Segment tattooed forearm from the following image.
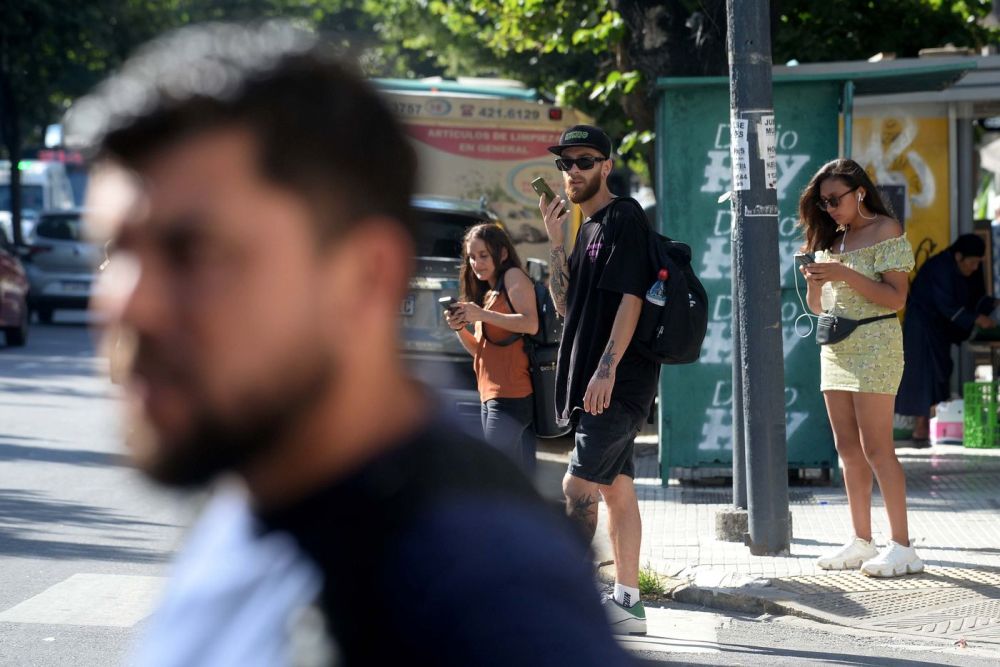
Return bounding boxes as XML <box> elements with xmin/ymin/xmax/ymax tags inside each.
<box><xmin>596</xmin><ymin>339</ymin><xmax>616</xmax><ymax>379</ymax></box>
<box><xmin>548</xmin><ymin>245</ymin><xmax>570</xmax><ymax>316</ymax></box>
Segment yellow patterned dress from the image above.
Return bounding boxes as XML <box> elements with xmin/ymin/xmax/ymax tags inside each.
<box><xmin>816</xmin><ymin>235</ymin><xmax>915</xmax><ymax>394</ymax></box>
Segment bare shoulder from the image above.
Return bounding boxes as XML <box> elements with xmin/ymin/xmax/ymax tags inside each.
<box><xmin>503</xmin><ymin>266</ymin><xmax>531</xmax><ymax>288</ymax></box>
<box><xmin>875</xmin><ymin>216</ymin><xmax>904</xmax><ymax>241</ymax></box>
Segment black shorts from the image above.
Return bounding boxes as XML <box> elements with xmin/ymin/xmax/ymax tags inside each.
<box><xmin>568</xmin><ymin>401</ymin><xmax>644</xmax><ymax>486</ymax></box>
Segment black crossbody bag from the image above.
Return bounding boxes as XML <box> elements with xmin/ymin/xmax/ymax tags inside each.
<box><xmin>815</xmin><ymin>312</ymin><xmax>897</xmax><ymax>345</ymax></box>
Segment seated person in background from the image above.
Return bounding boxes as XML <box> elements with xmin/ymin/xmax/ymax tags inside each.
<box><xmin>896</xmin><ymin>234</ymin><xmax>998</xmax><ymax>442</ymax></box>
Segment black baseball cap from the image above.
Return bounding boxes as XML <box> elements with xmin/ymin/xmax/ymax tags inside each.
<box><xmin>547</xmin><ymin>124</ymin><xmax>612</xmax><ymax>158</ymax></box>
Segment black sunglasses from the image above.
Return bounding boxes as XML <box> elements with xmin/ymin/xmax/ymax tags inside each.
<box><xmin>555</xmin><ymin>156</ymin><xmax>607</xmax><ymax>172</ymax></box>
<box><xmin>816</xmin><ymin>186</ymin><xmax>858</xmax><ymax>212</ymax></box>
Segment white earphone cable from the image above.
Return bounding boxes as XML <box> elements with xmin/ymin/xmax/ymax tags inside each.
<box><xmin>793</xmin><ymin>262</ymin><xmax>818</xmax><ymax>338</ymax></box>
<box><xmin>857</xmin><ymin>191</ymin><xmax>877</xmax><ymax>220</ymax></box>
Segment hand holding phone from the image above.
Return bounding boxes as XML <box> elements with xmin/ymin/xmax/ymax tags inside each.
<box><xmin>440</xmin><ymin>296</ymin><xmax>465</xmax><ymax>330</ymax></box>
<box><xmin>531</xmin><ymin>177</ymin><xmax>566</xmax><ymax>216</ymax></box>
<box><xmin>794</xmin><ymin>252</ymin><xmax>816</xmax><ymax>268</ymax></box>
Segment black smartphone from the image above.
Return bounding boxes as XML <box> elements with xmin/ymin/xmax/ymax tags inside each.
<box><xmin>531</xmin><ymin>177</ymin><xmax>565</xmax><ymax>215</ymax></box>
<box><xmin>794</xmin><ymin>252</ymin><xmax>816</xmax><ymax>268</ymax></box>
<box><xmin>438</xmin><ymin>296</ymin><xmax>457</xmax><ymax>312</ymax></box>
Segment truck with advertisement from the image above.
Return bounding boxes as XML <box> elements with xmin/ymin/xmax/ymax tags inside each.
<box><xmin>376</xmin><ymin>78</ymin><xmax>589</xmax><ymax>260</ymax></box>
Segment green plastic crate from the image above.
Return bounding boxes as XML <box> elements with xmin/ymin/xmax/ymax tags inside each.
<box><xmin>963</xmin><ymin>382</ymin><xmax>1000</xmax><ymax>448</ymax></box>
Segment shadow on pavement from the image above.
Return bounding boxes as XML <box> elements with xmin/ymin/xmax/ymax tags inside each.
<box><xmin>0</xmin><ymin>380</ymin><xmax>110</xmax><ymax>401</ymax></box>
<box><xmin>0</xmin><ymin>441</ymin><xmax>127</xmax><ymax>467</ymax></box>
<box><xmin>0</xmin><ymin>489</ymin><xmax>170</xmax><ymax>530</ymax></box>
<box><xmin>0</xmin><ymin>530</ymin><xmax>169</xmax><ymax>564</ymax></box>
<box><xmin>0</xmin><ymin>489</ymin><xmax>173</xmax><ymax>563</ymax></box>
<box><xmin>708</xmin><ymin>641</ymin><xmax>966</xmax><ymax>666</ymax></box>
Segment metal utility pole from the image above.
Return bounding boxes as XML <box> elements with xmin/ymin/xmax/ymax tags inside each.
<box><xmin>726</xmin><ymin>0</ymin><xmax>790</xmax><ymax>555</ymax></box>
<box><xmin>731</xmin><ymin>234</ymin><xmax>747</xmax><ymax>511</ymax></box>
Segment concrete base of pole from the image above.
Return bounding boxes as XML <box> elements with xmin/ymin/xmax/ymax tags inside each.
<box><xmin>715</xmin><ymin>508</ymin><xmax>749</xmax><ymax>542</ymax></box>
<box><xmin>747</xmin><ymin>513</ymin><xmax>794</xmax><ymax>556</ymax></box>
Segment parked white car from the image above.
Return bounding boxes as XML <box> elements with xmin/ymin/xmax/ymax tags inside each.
<box><xmin>23</xmin><ymin>209</ymin><xmax>101</xmax><ymax>323</ymax></box>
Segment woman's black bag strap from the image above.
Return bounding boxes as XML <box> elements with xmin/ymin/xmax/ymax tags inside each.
<box><xmin>856</xmin><ymin>313</ymin><xmax>897</xmax><ymax>325</ymax></box>
<box><xmin>481</xmin><ymin>271</ymin><xmax>522</xmax><ymax>347</ymax></box>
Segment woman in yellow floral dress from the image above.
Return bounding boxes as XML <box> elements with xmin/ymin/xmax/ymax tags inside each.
<box><xmin>798</xmin><ymin>159</ymin><xmax>921</xmax><ymax>577</ymax></box>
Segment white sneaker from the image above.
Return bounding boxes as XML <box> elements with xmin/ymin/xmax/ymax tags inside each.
<box><xmin>816</xmin><ymin>537</ymin><xmax>878</xmax><ymax>570</ymax></box>
<box><xmin>600</xmin><ymin>594</ymin><xmax>647</xmax><ymax>635</ymax></box>
<box><xmin>860</xmin><ymin>540</ymin><xmax>924</xmax><ymax>577</ymax></box>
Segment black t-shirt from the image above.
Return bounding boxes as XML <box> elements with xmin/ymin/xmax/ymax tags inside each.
<box><xmin>258</xmin><ymin>414</ymin><xmax>635</xmax><ymax>666</ymax></box>
<box><xmin>556</xmin><ymin>199</ymin><xmax>658</xmax><ymax>424</ymax></box>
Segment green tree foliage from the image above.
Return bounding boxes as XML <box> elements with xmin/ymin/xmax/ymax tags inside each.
<box><xmin>355</xmin><ymin>0</ymin><xmax>997</xmax><ymax>172</ymax></box>
<box><xmin>0</xmin><ymin>0</ymin><xmax>310</xmax><ymax>242</ymax></box>
<box><xmin>2</xmin><ymin>0</ymin><xmax>996</xmax><ymax>233</ymax></box>
<box><xmin>774</xmin><ymin>0</ymin><xmax>998</xmax><ymax>63</ymax></box>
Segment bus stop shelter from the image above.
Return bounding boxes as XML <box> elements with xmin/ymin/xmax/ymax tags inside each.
<box><xmin>654</xmin><ymin>60</ymin><xmax>975</xmax><ymax>484</ymax></box>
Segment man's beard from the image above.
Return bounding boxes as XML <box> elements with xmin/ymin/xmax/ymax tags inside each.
<box><xmin>567</xmin><ymin>172</ymin><xmax>601</xmax><ymax>204</ymax></box>
<box><xmin>127</xmin><ymin>342</ymin><xmax>334</xmax><ymax>489</ymax></box>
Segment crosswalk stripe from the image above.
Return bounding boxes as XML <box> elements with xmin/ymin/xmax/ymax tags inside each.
<box><xmin>619</xmin><ymin>606</ymin><xmax>725</xmax><ymax>654</ymax></box>
<box><xmin>0</xmin><ymin>574</ymin><xmax>165</xmax><ymax>628</ymax></box>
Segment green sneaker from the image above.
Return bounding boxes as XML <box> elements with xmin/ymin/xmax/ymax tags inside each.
<box><xmin>600</xmin><ymin>595</ymin><xmax>647</xmax><ymax>635</ymax></box>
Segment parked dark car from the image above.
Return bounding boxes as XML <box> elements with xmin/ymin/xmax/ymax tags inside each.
<box><xmin>23</xmin><ymin>209</ymin><xmax>101</xmax><ymax>323</ymax></box>
<box><xmin>0</xmin><ymin>227</ymin><xmax>29</xmax><ymax>346</ymax></box>
<box><xmin>401</xmin><ymin>197</ymin><xmax>495</xmax><ymax>432</ymax></box>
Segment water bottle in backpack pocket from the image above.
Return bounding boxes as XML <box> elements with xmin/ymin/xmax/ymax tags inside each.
<box><xmin>644</xmin><ymin>268</ymin><xmax>669</xmax><ymax>306</ymax></box>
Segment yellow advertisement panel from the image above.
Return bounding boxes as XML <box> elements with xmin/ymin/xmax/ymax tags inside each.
<box><xmin>852</xmin><ymin>109</ymin><xmax>950</xmax><ymax>271</ymax></box>
<box><xmin>381</xmin><ymin>90</ymin><xmax>588</xmax><ymax>260</ymax></box>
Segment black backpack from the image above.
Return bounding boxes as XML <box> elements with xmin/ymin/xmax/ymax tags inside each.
<box><xmin>610</xmin><ymin>198</ymin><xmax>708</xmax><ymax>365</ymax></box>
<box><xmin>489</xmin><ymin>271</ymin><xmax>561</xmax><ymax>347</ymax></box>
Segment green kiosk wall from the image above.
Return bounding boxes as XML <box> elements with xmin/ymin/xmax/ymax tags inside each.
<box><xmin>656</xmin><ymin>78</ymin><xmax>840</xmax><ymax>480</ymax></box>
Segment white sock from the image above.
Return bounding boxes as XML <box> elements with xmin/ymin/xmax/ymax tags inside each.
<box><xmin>614</xmin><ymin>583</ymin><xmax>640</xmax><ymax>608</ymax></box>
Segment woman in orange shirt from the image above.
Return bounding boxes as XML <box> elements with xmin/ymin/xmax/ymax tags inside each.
<box><xmin>446</xmin><ymin>224</ymin><xmax>539</xmax><ymax>473</ymax></box>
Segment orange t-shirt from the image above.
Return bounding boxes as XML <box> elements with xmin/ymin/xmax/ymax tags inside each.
<box><xmin>473</xmin><ymin>290</ymin><xmax>533</xmax><ymax>402</ymax></box>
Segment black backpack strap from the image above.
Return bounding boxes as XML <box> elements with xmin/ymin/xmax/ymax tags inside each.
<box><xmin>608</xmin><ymin>196</ymin><xmax>649</xmax><ymax>222</ymax></box>
<box><xmin>481</xmin><ymin>270</ymin><xmax>522</xmax><ymax>347</ymax></box>
<box><xmin>605</xmin><ymin>196</ymin><xmax>653</xmax><ymax>240</ymax></box>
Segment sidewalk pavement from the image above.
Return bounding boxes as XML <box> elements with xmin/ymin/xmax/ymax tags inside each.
<box><xmin>538</xmin><ymin>438</ymin><xmax>1000</xmax><ymax>650</ymax></box>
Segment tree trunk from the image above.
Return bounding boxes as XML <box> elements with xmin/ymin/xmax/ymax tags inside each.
<box><xmin>8</xmin><ymin>115</ymin><xmax>22</xmax><ymax>247</ymax></box>
<box><xmin>0</xmin><ymin>50</ymin><xmax>24</xmax><ymax>246</ymax></box>
<box><xmin>611</xmin><ymin>0</ymin><xmax>729</xmax><ymax>184</ymax></box>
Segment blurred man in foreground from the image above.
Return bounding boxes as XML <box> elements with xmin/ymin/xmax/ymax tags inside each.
<box><xmin>73</xmin><ymin>22</ymin><xmax>632</xmax><ymax>666</ymax></box>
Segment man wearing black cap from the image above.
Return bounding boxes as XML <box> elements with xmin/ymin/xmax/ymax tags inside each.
<box><xmin>539</xmin><ymin>124</ymin><xmax>657</xmax><ymax>635</ymax></box>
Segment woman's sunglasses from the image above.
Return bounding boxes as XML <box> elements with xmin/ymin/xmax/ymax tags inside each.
<box><xmin>555</xmin><ymin>156</ymin><xmax>607</xmax><ymax>172</ymax></box>
<box><xmin>816</xmin><ymin>186</ymin><xmax>858</xmax><ymax>212</ymax></box>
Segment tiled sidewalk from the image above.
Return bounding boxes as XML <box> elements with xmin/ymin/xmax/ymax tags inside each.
<box><xmin>630</xmin><ymin>440</ymin><xmax>1000</xmax><ymax>645</ymax></box>
<box><xmin>635</xmin><ymin>441</ymin><xmax>1000</xmax><ymax>580</ymax></box>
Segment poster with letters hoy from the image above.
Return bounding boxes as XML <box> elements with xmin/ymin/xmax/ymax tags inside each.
<box><xmin>656</xmin><ymin>80</ymin><xmax>841</xmax><ymax>474</ymax></box>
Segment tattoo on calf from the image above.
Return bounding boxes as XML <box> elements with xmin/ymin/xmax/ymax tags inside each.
<box><xmin>568</xmin><ymin>493</ymin><xmax>599</xmax><ymax>536</ymax></box>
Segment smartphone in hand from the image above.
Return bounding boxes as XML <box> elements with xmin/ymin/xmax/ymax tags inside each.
<box><xmin>438</xmin><ymin>296</ymin><xmax>457</xmax><ymax>312</ymax></box>
<box><xmin>531</xmin><ymin>177</ymin><xmax>566</xmax><ymax>216</ymax></box>
<box><xmin>794</xmin><ymin>252</ymin><xmax>816</xmax><ymax>268</ymax></box>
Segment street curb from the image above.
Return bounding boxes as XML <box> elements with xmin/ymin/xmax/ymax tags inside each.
<box><xmin>668</xmin><ymin>582</ymin><xmax>843</xmax><ymax>627</ymax></box>
<box><xmin>660</xmin><ymin>568</ymin><xmax>1000</xmax><ymax>648</ymax></box>
<box><xmin>671</xmin><ymin>582</ymin><xmax>780</xmax><ymax>616</ymax></box>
